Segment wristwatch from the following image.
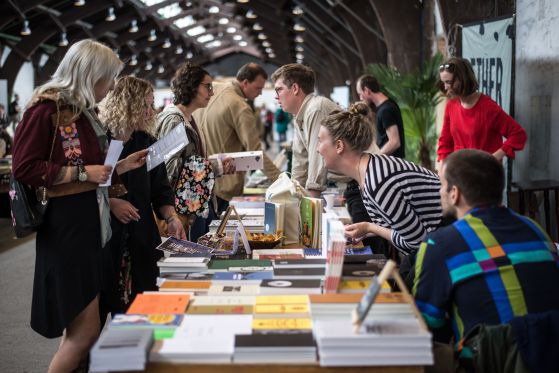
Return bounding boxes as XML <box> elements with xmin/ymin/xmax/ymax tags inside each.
<box><xmin>78</xmin><ymin>164</ymin><xmax>88</xmax><ymax>182</ymax></box>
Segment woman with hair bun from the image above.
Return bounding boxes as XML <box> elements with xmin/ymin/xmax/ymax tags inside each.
<box><xmin>317</xmin><ymin>102</ymin><xmax>442</xmax><ymax>256</ymax></box>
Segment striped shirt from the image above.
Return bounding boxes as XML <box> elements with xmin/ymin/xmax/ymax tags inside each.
<box><xmin>413</xmin><ymin>206</ymin><xmax>559</xmax><ymax>349</ymax></box>
<box><xmin>362</xmin><ymin>154</ymin><xmax>442</xmax><ymax>254</ymax></box>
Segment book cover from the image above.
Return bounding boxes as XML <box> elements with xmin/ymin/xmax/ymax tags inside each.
<box><xmin>273</xmin><ymin>267</ymin><xmax>326</xmax><ymax>279</ymax></box>
<box><xmin>256</xmin><ymin>295</ymin><xmax>309</xmax><ymax>305</ymax></box>
<box><xmin>260</xmin><ymin>279</ymin><xmax>322</xmax><ymax>295</ymax></box>
<box><xmin>300</xmin><ymin>197</ymin><xmax>313</xmax><ymax>247</ymax></box>
<box><xmin>155</xmin><ymin>237</ymin><xmax>214</xmax><ymax>256</ymax></box>
<box><xmin>208</xmin><ymin>259</ymin><xmax>272</xmax><ymax>272</ymax></box>
<box><xmin>212</xmin><ymin>271</ymin><xmax>273</xmax><ymax>281</ymax></box>
<box><xmin>208</xmin><ymin>284</ymin><xmax>261</xmax><ymax>295</ymax></box>
<box><xmin>186</xmin><ymin>304</ymin><xmax>254</xmax><ymax>315</ymax></box>
<box><xmin>110</xmin><ymin>314</ymin><xmax>183</xmax><ymax>329</ymax></box>
<box><xmin>126</xmin><ymin>293</ymin><xmax>190</xmax><ymax>314</ymax></box>
<box><xmin>273</xmin><ymin>259</ymin><xmax>327</xmax><ymax>268</ymax></box>
<box><xmin>344</xmin><ymin>246</ymin><xmax>373</xmax><ymax>256</ymax></box>
<box><xmin>254</xmin><ymin>303</ymin><xmax>310</xmax><ymax>316</ymax></box>
<box><xmin>252</xmin><ymin>318</ymin><xmax>313</xmax><ymax>330</ymax></box>
<box><xmin>264</xmin><ymin>202</ymin><xmax>277</xmax><ymax>234</ymax></box>
<box><xmin>159</xmin><ymin>280</ymin><xmax>211</xmax><ymax>291</ymax></box>
<box><xmin>303</xmin><ymin>248</ymin><xmax>322</xmax><ymax>257</ymax></box>
<box><xmin>252</xmin><ymin>249</ymin><xmax>304</xmax><ymax>260</ymax></box>
<box><xmin>235</xmin><ymin>332</ymin><xmax>315</xmax><ymax>348</ymax></box>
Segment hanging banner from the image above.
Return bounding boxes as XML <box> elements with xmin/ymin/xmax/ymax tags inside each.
<box><xmin>462</xmin><ymin>17</ymin><xmax>514</xmax><ymax>113</ymax></box>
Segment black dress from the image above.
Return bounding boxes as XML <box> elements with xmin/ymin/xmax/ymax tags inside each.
<box><xmin>107</xmin><ymin>131</ymin><xmax>174</xmax><ymax>313</ymax></box>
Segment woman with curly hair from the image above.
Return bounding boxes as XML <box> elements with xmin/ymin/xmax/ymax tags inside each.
<box><xmin>101</xmin><ymin>76</ymin><xmax>186</xmax><ymax>312</ymax></box>
<box><xmin>157</xmin><ymin>62</ymin><xmax>235</xmax><ymax>241</ymax></box>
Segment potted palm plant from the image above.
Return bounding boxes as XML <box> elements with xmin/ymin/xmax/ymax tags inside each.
<box><xmin>366</xmin><ymin>53</ymin><xmax>444</xmax><ymax>170</ymax></box>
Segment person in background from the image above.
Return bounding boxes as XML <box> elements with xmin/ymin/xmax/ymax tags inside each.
<box><xmin>317</xmin><ymin>102</ymin><xmax>442</xmax><ymax>264</ymax></box>
<box><xmin>0</xmin><ymin>104</ymin><xmax>8</xmax><ymax>129</ymax></box>
<box><xmin>413</xmin><ymin>149</ymin><xmax>559</xmax><ymax>365</ymax></box>
<box><xmin>8</xmin><ymin>93</ymin><xmax>21</xmax><ymax>133</ymax></box>
<box><xmin>275</xmin><ymin>106</ymin><xmax>290</xmax><ymax>143</ymax></box>
<box><xmin>11</xmin><ymin>39</ymin><xmax>147</xmax><ymax>373</ymax></box>
<box><xmin>157</xmin><ymin>62</ymin><xmax>236</xmax><ymax>242</ymax></box>
<box><xmin>437</xmin><ymin>57</ymin><xmax>527</xmax><ymax>162</ymax></box>
<box><xmin>356</xmin><ymin>74</ymin><xmax>405</xmax><ymax>158</ymax></box>
<box><xmin>0</xmin><ymin>104</ymin><xmax>11</xmax><ymax>157</ymax></box>
<box><xmin>195</xmin><ymin>63</ymin><xmax>280</xmax><ymax>214</ymax></box>
<box><xmin>101</xmin><ymin>76</ymin><xmax>186</xmax><ymax>313</ymax></box>
<box><xmin>262</xmin><ymin>108</ymin><xmax>274</xmax><ymax>150</ymax></box>
<box><xmin>271</xmin><ymin>63</ymin><xmax>342</xmax><ymax>198</ymax></box>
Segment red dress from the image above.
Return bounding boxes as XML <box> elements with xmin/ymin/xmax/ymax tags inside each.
<box><xmin>437</xmin><ymin>93</ymin><xmax>527</xmax><ymax>161</ymax></box>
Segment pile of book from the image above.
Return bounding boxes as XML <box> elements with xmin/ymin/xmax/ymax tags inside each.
<box><xmin>314</xmin><ymin>317</ymin><xmax>433</xmax><ymax>366</ymax></box>
<box><xmin>90</xmin><ymin>328</ymin><xmax>153</xmax><ymax>372</ymax></box>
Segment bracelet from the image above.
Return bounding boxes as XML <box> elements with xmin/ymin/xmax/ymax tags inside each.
<box><xmin>165</xmin><ymin>213</ymin><xmax>178</xmax><ymax>224</ymax></box>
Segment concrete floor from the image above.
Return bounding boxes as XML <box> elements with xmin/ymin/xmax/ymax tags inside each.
<box><xmin>0</xmin><ymin>219</ymin><xmax>59</xmax><ymax>373</ymax></box>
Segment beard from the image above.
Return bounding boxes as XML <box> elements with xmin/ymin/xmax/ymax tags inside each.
<box><xmin>442</xmin><ymin>205</ymin><xmax>457</xmax><ymax>220</ymax></box>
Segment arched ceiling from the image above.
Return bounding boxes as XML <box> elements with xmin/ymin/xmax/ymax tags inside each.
<box><xmin>0</xmin><ymin>0</ymin><xmax>514</xmax><ymax>96</ymax></box>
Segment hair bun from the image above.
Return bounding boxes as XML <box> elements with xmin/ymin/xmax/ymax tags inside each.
<box><xmin>349</xmin><ymin>102</ymin><xmax>369</xmax><ymax>117</ymax></box>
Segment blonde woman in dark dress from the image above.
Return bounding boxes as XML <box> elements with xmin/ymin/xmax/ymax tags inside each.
<box><xmin>11</xmin><ymin>40</ymin><xmax>147</xmax><ymax>372</ymax></box>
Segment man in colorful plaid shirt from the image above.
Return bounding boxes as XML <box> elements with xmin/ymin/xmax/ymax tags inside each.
<box><xmin>413</xmin><ymin>149</ymin><xmax>559</xmax><ymax>352</ymax></box>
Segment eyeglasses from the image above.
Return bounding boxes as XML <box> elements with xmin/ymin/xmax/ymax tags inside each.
<box><xmin>200</xmin><ymin>82</ymin><xmax>214</xmax><ymax>92</ymax></box>
<box><xmin>439</xmin><ymin>63</ymin><xmax>455</xmax><ymax>72</ymax></box>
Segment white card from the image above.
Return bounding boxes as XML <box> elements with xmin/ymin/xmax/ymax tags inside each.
<box><xmin>146</xmin><ymin>124</ymin><xmax>189</xmax><ymax>171</ymax></box>
<box><xmin>100</xmin><ymin>140</ymin><xmax>123</xmax><ymax>186</ymax></box>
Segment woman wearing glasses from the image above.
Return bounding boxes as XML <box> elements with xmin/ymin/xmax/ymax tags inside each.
<box><xmin>156</xmin><ymin>62</ymin><xmax>235</xmax><ymax>241</ymax></box>
<box><xmin>437</xmin><ymin>57</ymin><xmax>526</xmax><ymax>162</ymax></box>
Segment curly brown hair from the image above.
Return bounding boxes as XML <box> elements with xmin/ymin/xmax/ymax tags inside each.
<box><xmin>322</xmin><ymin>102</ymin><xmax>375</xmax><ymax>152</ymax></box>
<box><xmin>171</xmin><ymin>62</ymin><xmax>210</xmax><ymax>105</ymax></box>
<box><xmin>100</xmin><ymin>75</ymin><xmax>155</xmax><ymax>141</ymax></box>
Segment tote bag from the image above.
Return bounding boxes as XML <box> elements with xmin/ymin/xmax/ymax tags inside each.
<box><xmin>265</xmin><ymin>172</ymin><xmax>307</xmax><ymax>245</ymax></box>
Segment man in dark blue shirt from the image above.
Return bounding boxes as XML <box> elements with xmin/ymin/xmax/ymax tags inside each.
<box><xmin>413</xmin><ymin>149</ymin><xmax>559</xmax><ymax>350</ymax></box>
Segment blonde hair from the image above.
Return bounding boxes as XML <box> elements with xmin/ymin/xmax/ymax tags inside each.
<box><xmin>30</xmin><ymin>39</ymin><xmax>123</xmax><ymax>111</ymax></box>
<box><xmin>322</xmin><ymin>102</ymin><xmax>375</xmax><ymax>152</ymax></box>
<box><xmin>100</xmin><ymin>76</ymin><xmax>155</xmax><ymax>141</ymax></box>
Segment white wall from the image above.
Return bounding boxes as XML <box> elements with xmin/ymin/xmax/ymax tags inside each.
<box><xmin>1</xmin><ymin>46</ymin><xmax>35</xmax><ymax>110</ymax></box>
<box><xmin>514</xmin><ymin>0</ymin><xmax>559</xmax><ymax>182</ymax></box>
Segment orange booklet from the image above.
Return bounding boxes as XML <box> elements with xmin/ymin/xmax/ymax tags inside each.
<box><xmin>126</xmin><ymin>293</ymin><xmax>190</xmax><ymax>315</ymax></box>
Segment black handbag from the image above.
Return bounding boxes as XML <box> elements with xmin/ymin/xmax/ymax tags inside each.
<box><xmin>9</xmin><ymin>103</ymin><xmax>59</xmax><ymax>238</ymax></box>
<box><xmin>8</xmin><ymin>176</ymin><xmax>48</xmax><ymax>238</ymax></box>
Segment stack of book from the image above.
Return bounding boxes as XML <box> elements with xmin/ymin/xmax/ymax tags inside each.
<box><xmin>252</xmin><ymin>295</ymin><xmax>313</xmax><ymax>333</ymax></box>
<box><xmin>313</xmin><ymin>318</ymin><xmax>433</xmax><ymax>366</ymax></box>
<box><xmin>234</xmin><ymin>332</ymin><xmax>317</xmax><ymax>364</ymax></box>
<box><xmin>151</xmin><ymin>314</ymin><xmax>253</xmax><ymax>363</ymax></box>
<box><xmin>90</xmin><ymin>328</ymin><xmax>153</xmax><ymax>372</ymax></box>
<box><xmin>157</xmin><ymin>255</ymin><xmax>211</xmax><ymax>275</ymax></box>
<box><xmin>323</xmin><ymin>220</ymin><xmax>346</xmax><ymax>293</ymax></box>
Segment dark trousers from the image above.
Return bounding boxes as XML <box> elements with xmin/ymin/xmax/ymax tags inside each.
<box><xmin>343</xmin><ymin>180</ymin><xmax>390</xmax><ymax>256</ymax></box>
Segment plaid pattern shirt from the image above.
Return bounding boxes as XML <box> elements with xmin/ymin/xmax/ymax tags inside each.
<box><xmin>413</xmin><ymin>206</ymin><xmax>559</xmax><ymax>349</ymax></box>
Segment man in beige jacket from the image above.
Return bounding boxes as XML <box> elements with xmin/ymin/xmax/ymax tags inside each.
<box><xmin>271</xmin><ymin>64</ymin><xmax>343</xmax><ymax>197</ymax></box>
<box><xmin>195</xmin><ymin>63</ymin><xmax>280</xmax><ymax>212</ymax></box>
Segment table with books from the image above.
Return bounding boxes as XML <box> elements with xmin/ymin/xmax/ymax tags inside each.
<box><xmin>90</xmin><ymin>193</ymin><xmax>433</xmax><ymax>373</ymax></box>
